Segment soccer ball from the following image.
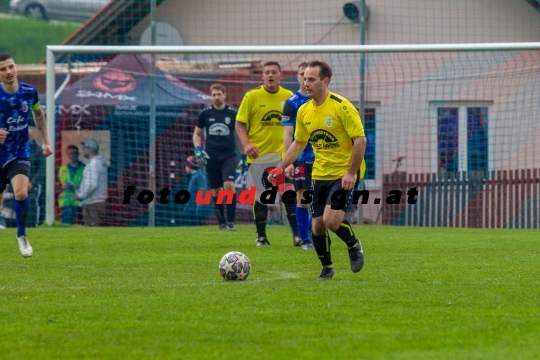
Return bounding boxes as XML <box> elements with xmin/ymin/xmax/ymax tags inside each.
<box><xmin>219</xmin><ymin>251</ymin><xmax>251</xmax><ymax>281</ymax></box>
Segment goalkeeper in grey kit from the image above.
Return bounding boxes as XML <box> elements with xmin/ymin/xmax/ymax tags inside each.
<box><xmin>192</xmin><ymin>84</ymin><xmax>240</xmax><ymax>231</ymax></box>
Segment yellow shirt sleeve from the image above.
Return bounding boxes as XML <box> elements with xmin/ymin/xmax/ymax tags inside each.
<box><xmin>235</xmin><ymin>92</ymin><xmax>251</xmax><ymax>124</ymax></box>
<box><xmin>341</xmin><ymin>100</ymin><xmax>365</xmax><ymax>138</ymax></box>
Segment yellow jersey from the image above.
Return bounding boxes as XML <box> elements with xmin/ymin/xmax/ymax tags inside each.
<box><xmin>236</xmin><ymin>85</ymin><xmax>294</xmax><ymax>164</ymax></box>
<box><xmin>295</xmin><ymin>92</ymin><xmax>366</xmax><ymax>180</ymax></box>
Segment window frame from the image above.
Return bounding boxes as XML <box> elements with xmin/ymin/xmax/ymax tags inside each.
<box><xmin>430</xmin><ymin>101</ymin><xmax>493</xmax><ymax>173</ymax></box>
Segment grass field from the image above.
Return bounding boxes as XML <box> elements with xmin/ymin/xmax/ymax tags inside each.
<box><xmin>1</xmin><ymin>225</ymin><xmax>539</xmax><ymax>359</ymax></box>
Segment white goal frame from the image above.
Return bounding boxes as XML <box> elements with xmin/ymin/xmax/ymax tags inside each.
<box><xmin>46</xmin><ymin>42</ymin><xmax>540</xmax><ymax>226</ymax></box>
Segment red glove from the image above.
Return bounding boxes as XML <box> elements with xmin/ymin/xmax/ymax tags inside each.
<box><xmin>266</xmin><ymin>167</ymin><xmax>285</xmax><ymax>193</ymax></box>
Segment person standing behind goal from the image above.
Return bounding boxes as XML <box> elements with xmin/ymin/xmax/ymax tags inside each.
<box><xmin>269</xmin><ymin>60</ymin><xmax>367</xmax><ymax>280</ymax></box>
<box><xmin>192</xmin><ymin>84</ymin><xmax>239</xmax><ymax>231</ymax></box>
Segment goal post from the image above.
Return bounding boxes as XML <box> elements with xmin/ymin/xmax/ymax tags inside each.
<box><xmin>45</xmin><ymin>43</ymin><xmax>540</xmax><ymax>228</ymax></box>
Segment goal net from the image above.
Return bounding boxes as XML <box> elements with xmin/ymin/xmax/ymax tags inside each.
<box><xmin>45</xmin><ymin>44</ymin><xmax>540</xmax><ymax>228</ymax></box>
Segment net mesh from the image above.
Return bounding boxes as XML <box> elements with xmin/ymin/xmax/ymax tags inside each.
<box><xmin>3</xmin><ymin>0</ymin><xmax>539</xmax><ymax>228</ymax></box>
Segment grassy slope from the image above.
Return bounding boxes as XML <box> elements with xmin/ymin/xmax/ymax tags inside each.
<box><xmin>1</xmin><ymin>225</ymin><xmax>539</xmax><ymax>359</ymax></box>
<box><xmin>0</xmin><ymin>15</ymin><xmax>79</xmax><ymax>64</ymax></box>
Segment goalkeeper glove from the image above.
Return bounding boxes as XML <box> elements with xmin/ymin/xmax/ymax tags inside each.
<box><xmin>267</xmin><ymin>167</ymin><xmax>285</xmax><ymax>193</ymax></box>
<box><xmin>237</xmin><ymin>154</ymin><xmax>248</xmax><ymax>174</ymax></box>
<box><xmin>194</xmin><ymin>146</ymin><xmax>210</xmax><ymax>165</ymax></box>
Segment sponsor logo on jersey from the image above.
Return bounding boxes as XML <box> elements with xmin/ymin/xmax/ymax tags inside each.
<box><xmin>261</xmin><ymin>110</ymin><xmax>282</xmax><ymax>126</ymax></box>
<box><xmin>310</xmin><ymin>129</ymin><xmax>340</xmax><ymax>150</ymax></box>
<box><xmin>6</xmin><ymin>116</ymin><xmax>25</xmax><ymax>124</ymax></box>
<box><xmin>325</xmin><ymin>116</ymin><xmax>333</xmax><ymax>127</ymax></box>
<box><xmin>94</xmin><ymin>71</ymin><xmax>136</xmax><ymax>94</ymax></box>
<box><xmin>294</xmin><ymin>165</ymin><xmax>306</xmax><ymax>180</ymax></box>
<box><xmin>208</xmin><ymin>123</ymin><xmax>230</xmax><ymax>136</ymax></box>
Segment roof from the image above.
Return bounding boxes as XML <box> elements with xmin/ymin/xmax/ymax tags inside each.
<box><xmin>63</xmin><ymin>0</ymin><xmax>166</xmax><ymax>46</ymax></box>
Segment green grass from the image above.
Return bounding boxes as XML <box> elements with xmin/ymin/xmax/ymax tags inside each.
<box><xmin>1</xmin><ymin>225</ymin><xmax>539</xmax><ymax>359</ymax></box>
<box><xmin>0</xmin><ymin>15</ymin><xmax>80</xmax><ymax>63</ymax></box>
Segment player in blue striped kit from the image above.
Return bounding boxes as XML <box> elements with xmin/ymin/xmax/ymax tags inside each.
<box><xmin>281</xmin><ymin>61</ymin><xmax>315</xmax><ymax>250</ymax></box>
<box><xmin>0</xmin><ymin>53</ymin><xmax>52</xmax><ymax>257</ymax></box>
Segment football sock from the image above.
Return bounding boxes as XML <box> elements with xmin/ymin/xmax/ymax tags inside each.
<box><xmin>253</xmin><ymin>201</ymin><xmax>268</xmax><ymax>238</ymax></box>
<box><xmin>226</xmin><ymin>194</ymin><xmax>237</xmax><ymax>223</ymax></box>
<box><xmin>14</xmin><ymin>198</ymin><xmax>29</xmax><ymax>237</ymax></box>
<box><xmin>334</xmin><ymin>219</ymin><xmax>359</xmax><ymax>248</ymax></box>
<box><xmin>213</xmin><ymin>196</ymin><xmax>226</xmax><ymax>225</ymax></box>
<box><xmin>312</xmin><ymin>230</ymin><xmax>332</xmax><ymax>267</ymax></box>
<box><xmin>284</xmin><ymin>202</ymin><xmax>299</xmax><ymax>237</ymax></box>
<box><xmin>296</xmin><ymin>206</ymin><xmax>310</xmax><ymax>241</ymax></box>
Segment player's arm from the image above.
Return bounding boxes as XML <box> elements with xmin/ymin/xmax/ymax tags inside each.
<box><xmin>268</xmin><ymin>139</ymin><xmax>306</xmax><ymax>185</ymax></box>
<box><xmin>192</xmin><ymin>126</ymin><xmax>204</xmax><ymax>148</ymax></box>
<box><xmin>282</xmin><ymin>140</ymin><xmax>307</xmax><ymax>170</ymax></box>
<box><xmin>31</xmin><ymin>103</ymin><xmax>52</xmax><ymax>157</ymax></box>
<box><xmin>235</xmin><ymin>120</ymin><xmax>258</xmax><ymax>159</ymax></box>
<box><xmin>235</xmin><ymin>93</ymin><xmax>258</xmax><ymax>158</ymax></box>
<box><xmin>341</xmin><ymin>102</ymin><xmax>366</xmax><ymax>190</ymax></box>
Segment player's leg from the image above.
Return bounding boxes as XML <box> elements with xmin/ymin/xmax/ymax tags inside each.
<box><xmin>283</xmin><ymin>180</ymin><xmax>300</xmax><ymax>246</ymax></box>
<box><xmin>207</xmin><ymin>158</ymin><xmax>226</xmax><ymax>230</ymax></box>
<box><xmin>310</xmin><ymin>180</ymin><xmax>334</xmax><ymax>279</ymax></box>
<box><xmin>221</xmin><ymin>155</ymin><xmax>238</xmax><ymax>231</ymax></box>
<box><xmin>10</xmin><ymin>170</ymin><xmax>32</xmax><ymax>258</ymax></box>
<box><xmin>294</xmin><ymin>162</ymin><xmax>313</xmax><ymax>249</ymax></box>
<box><xmin>322</xmin><ymin>180</ymin><xmax>364</xmax><ymax>273</ymax></box>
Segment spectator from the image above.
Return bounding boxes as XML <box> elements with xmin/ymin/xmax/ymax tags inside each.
<box><xmin>58</xmin><ymin>145</ymin><xmax>85</xmax><ymax>224</ymax></box>
<box><xmin>182</xmin><ymin>155</ymin><xmax>212</xmax><ymax>225</ymax></box>
<box><xmin>76</xmin><ymin>138</ymin><xmax>108</xmax><ymax>226</ymax></box>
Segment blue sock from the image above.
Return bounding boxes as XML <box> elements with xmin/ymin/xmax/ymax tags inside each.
<box><xmin>296</xmin><ymin>206</ymin><xmax>310</xmax><ymax>242</ymax></box>
<box><xmin>14</xmin><ymin>198</ymin><xmax>29</xmax><ymax>237</ymax></box>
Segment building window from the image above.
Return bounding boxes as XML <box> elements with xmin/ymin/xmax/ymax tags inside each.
<box><xmin>364</xmin><ymin>108</ymin><xmax>376</xmax><ymax>180</ymax></box>
<box><xmin>467</xmin><ymin>107</ymin><xmax>488</xmax><ymax>171</ymax></box>
<box><xmin>435</xmin><ymin>104</ymin><xmax>489</xmax><ymax>173</ymax></box>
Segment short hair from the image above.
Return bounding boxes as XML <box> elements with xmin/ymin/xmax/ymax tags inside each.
<box><xmin>297</xmin><ymin>61</ymin><xmax>309</xmax><ymax>70</ymax></box>
<box><xmin>209</xmin><ymin>83</ymin><xmax>226</xmax><ymax>94</ymax></box>
<box><xmin>67</xmin><ymin>145</ymin><xmax>79</xmax><ymax>152</ymax></box>
<box><xmin>0</xmin><ymin>53</ymin><xmax>14</xmax><ymax>62</ymax></box>
<box><xmin>263</xmin><ymin>61</ymin><xmax>282</xmax><ymax>72</ymax></box>
<box><xmin>307</xmin><ymin>60</ymin><xmax>333</xmax><ymax>81</ymax></box>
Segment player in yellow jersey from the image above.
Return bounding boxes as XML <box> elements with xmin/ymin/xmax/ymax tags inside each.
<box><xmin>269</xmin><ymin>60</ymin><xmax>367</xmax><ymax>280</ymax></box>
<box><xmin>235</xmin><ymin>61</ymin><xmax>300</xmax><ymax>247</ymax></box>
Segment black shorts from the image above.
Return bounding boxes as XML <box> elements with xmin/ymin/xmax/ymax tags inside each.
<box><xmin>206</xmin><ymin>155</ymin><xmax>238</xmax><ymax>189</ymax></box>
<box><xmin>310</xmin><ymin>179</ymin><xmax>359</xmax><ymax>218</ymax></box>
<box><xmin>292</xmin><ymin>161</ymin><xmax>312</xmax><ymax>191</ymax></box>
<box><xmin>0</xmin><ymin>158</ymin><xmax>31</xmax><ymax>193</ymax></box>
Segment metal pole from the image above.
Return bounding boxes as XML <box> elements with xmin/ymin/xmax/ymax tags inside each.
<box><xmin>45</xmin><ymin>48</ymin><xmax>56</xmax><ymax>225</ymax></box>
<box><xmin>148</xmin><ymin>0</ymin><xmax>157</xmax><ymax>226</ymax></box>
<box><xmin>357</xmin><ymin>0</ymin><xmax>368</xmax><ymax>225</ymax></box>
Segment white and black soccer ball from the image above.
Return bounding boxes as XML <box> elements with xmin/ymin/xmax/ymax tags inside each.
<box><xmin>219</xmin><ymin>251</ymin><xmax>251</xmax><ymax>281</ymax></box>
